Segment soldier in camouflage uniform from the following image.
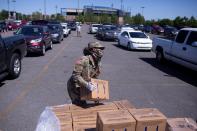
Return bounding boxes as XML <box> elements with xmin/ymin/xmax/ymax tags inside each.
<box><xmin>67</xmin><ymin>42</ymin><xmax>105</xmax><ymax>105</ymax></box>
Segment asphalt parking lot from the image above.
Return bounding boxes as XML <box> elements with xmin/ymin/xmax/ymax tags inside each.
<box><xmin>0</xmin><ymin>25</ymin><xmax>197</xmax><ymax>131</ymax></box>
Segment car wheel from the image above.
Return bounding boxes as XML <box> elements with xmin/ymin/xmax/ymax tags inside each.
<box><xmin>156</xmin><ymin>50</ymin><xmax>164</xmax><ymax>63</ymax></box>
<box><xmin>49</xmin><ymin>41</ymin><xmax>53</xmax><ymax>50</ymax></box>
<box><xmin>41</xmin><ymin>45</ymin><xmax>46</xmax><ymax>56</ymax></box>
<box><xmin>127</xmin><ymin>43</ymin><xmax>131</xmax><ymax>50</ymax></box>
<box><xmin>118</xmin><ymin>40</ymin><xmax>121</xmax><ymax>46</ymax></box>
<box><xmin>9</xmin><ymin>53</ymin><xmax>21</xmax><ymax>79</ymax></box>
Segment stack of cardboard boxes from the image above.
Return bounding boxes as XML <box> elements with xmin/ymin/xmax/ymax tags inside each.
<box><xmin>49</xmin><ymin>79</ymin><xmax>197</xmax><ymax>131</ymax></box>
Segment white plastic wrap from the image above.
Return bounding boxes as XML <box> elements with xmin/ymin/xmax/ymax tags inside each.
<box><xmin>35</xmin><ymin>107</ymin><xmax>60</xmax><ymax>131</ymax></box>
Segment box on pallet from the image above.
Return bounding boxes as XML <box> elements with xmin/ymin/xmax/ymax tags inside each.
<box><xmin>96</xmin><ymin>110</ymin><xmax>136</xmax><ymax>131</ymax></box>
<box><xmin>73</xmin><ymin>121</ymin><xmax>96</xmax><ymax>131</ymax></box>
<box><xmin>70</xmin><ymin>102</ymin><xmax>118</xmax><ymax>112</ymax></box>
<box><xmin>113</xmin><ymin>100</ymin><xmax>135</xmax><ymax>110</ymax></box>
<box><xmin>80</xmin><ymin>78</ymin><xmax>109</xmax><ymax>101</ymax></box>
<box><xmin>55</xmin><ymin>113</ymin><xmax>73</xmax><ymax>131</ymax></box>
<box><xmin>129</xmin><ymin>108</ymin><xmax>167</xmax><ymax>131</ymax></box>
<box><xmin>166</xmin><ymin>118</ymin><xmax>197</xmax><ymax>131</ymax></box>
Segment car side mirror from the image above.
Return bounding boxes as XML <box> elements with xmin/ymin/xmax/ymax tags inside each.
<box><xmin>125</xmin><ymin>35</ymin><xmax>129</xmax><ymax>38</ymax></box>
<box><xmin>191</xmin><ymin>41</ymin><xmax>197</xmax><ymax>47</ymax></box>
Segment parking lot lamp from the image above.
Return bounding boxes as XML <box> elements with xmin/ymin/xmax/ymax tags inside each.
<box><xmin>141</xmin><ymin>6</ymin><xmax>145</xmax><ymax>16</ymax></box>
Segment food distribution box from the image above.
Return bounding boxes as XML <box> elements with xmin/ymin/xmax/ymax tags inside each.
<box><xmin>51</xmin><ymin>104</ymin><xmax>70</xmax><ymax>115</ymax></box>
<box><xmin>129</xmin><ymin>108</ymin><xmax>167</xmax><ymax>131</ymax></box>
<box><xmin>166</xmin><ymin>118</ymin><xmax>197</xmax><ymax>131</ymax></box>
<box><xmin>80</xmin><ymin>78</ymin><xmax>109</xmax><ymax>101</ymax></box>
<box><xmin>72</xmin><ymin>110</ymin><xmax>98</xmax><ymax>122</ymax></box>
<box><xmin>56</xmin><ymin>113</ymin><xmax>73</xmax><ymax>131</ymax></box>
<box><xmin>96</xmin><ymin>110</ymin><xmax>136</xmax><ymax>131</ymax></box>
<box><xmin>73</xmin><ymin>121</ymin><xmax>96</xmax><ymax>131</ymax></box>
<box><xmin>113</xmin><ymin>100</ymin><xmax>136</xmax><ymax>110</ymax></box>
<box><xmin>70</xmin><ymin>102</ymin><xmax>118</xmax><ymax>112</ymax></box>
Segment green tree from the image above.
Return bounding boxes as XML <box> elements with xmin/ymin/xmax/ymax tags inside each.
<box><xmin>32</xmin><ymin>11</ymin><xmax>42</xmax><ymax>20</ymax></box>
<box><xmin>111</xmin><ymin>15</ymin><xmax>118</xmax><ymax>24</ymax></box>
<box><xmin>132</xmin><ymin>13</ymin><xmax>145</xmax><ymax>24</ymax></box>
<box><xmin>187</xmin><ymin>16</ymin><xmax>197</xmax><ymax>27</ymax></box>
<box><xmin>158</xmin><ymin>18</ymin><xmax>173</xmax><ymax>26</ymax></box>
<box><xmin>56</xmin><ymin>13</ymin><xmax>65</xmax><ymax>22</ymax></box>
<box><xmin>0</xmin><ymin>10</ymin><xmax>9</xmax><ymax>20</ymax></box>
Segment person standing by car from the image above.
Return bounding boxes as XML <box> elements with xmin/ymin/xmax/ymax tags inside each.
<box><xmin>76</xmin><ymin>23</ymin><xmax>81</xmax><ymax>37</ymax></box>
<box><xmin>67</xmin><ymin>42</ymin><xmax>105</xmax><ymax>106</ymax></box>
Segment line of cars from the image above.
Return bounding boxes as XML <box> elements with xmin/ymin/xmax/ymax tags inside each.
<box><xmin>89</xmin><ymin>23</ymin><xmax>153</xmax><ymax>51</ymax></box>
<box><xmin>0</xmin><ymin>20</ymin><xmax>74</xmax><ymax>81</ymax></box>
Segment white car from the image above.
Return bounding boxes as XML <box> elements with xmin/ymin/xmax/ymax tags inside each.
<box><xmin>118</xmin><ymin>30</ymin><xmax>152</xmax><ymax>50</ymax></box>
<box><xmin>61</xmin><ymin>24</ymin><xmax>69</xmax><ymax>37</ymax></box>
<box><xmin>89</xmin><ymin>24</ymin><xmax>101</xmax><ymax>33</ymax></box>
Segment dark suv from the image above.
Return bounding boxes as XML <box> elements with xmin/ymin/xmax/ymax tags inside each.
<box><xmin>48</xmin><ymin>24</ymin><xmax>64</xmax><ymax>43</ymax></box>
<box><xmin>16</xmin><ymin>25</ymin><xmax>52</xmax><ymax>56</ymax></box>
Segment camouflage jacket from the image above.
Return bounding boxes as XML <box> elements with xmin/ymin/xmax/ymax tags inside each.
<box><xmin>71</xmin><ymin>55</ymin><xmax>101</xmax><ymax>88</ymax></box>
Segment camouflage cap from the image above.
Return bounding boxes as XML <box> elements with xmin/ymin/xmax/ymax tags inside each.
<box><xmin>88</xmin><ymin>42</ymin><xmax>105</xmax><ymax>50</ymax></box>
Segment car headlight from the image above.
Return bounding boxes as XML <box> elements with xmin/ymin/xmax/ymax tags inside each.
<box><xmin>52</xmin><ymin>33</ymin><xmax>59</xmax><ymax>37</ymax></box>
<box><xmin>30</xmin><ymin>38</ymin><xmax>42</xmax><ymax>43</ymax></box>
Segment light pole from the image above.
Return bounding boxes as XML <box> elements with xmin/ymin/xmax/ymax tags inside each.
<box><xmin>7</xmin><ymin>0</ymin><xmax>10</xmax><ymax>19</ymax></box>
<box><xmin>55</xmin><ymin>5</ymin><xmax>58</xmax><ymax>18</ymax></box>
<box><xmin>12</xmin><ymin>0</ymin><xmax>16</xmax><ymax>20</ymax></box>
<box><xmin>39</xmin><ymin>9</ymin><xmax>42</xmax><ymax>19</ymax></box>
<box><xmin>44</xmin><ymin>0</ymin><xmax>46</xmax><ymax>19</ymax></box>
<box><xmin>141</xmin><ymin>6</ymin><xmax>145</xmax><ymax>16</ymax></box>
<box><xmin>77</xmin><ymin>0</ymin><xmax>79</xmax><ymax>15</ymax></box>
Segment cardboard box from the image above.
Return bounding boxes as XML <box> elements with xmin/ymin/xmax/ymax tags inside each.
<box><xmin>113</xmin><ymin>100</ymin><xmax>135</xmax><ymax>110</ymax></box>
<box><xmin>61</xmin><ymin>124</ymin><xmax>73</xmax><ymax>131</ymax></box>
<box><xmin>72</xmin><ymin>110</ymin><xmax>98</xmax><ymax>122</ymax></box>
<box><xmin>55</xmin><ymin>113</ymin><xmax>73</xmax><ymax>131</ymax></box>
<box><xmin>51</xmin><ymin>104</ymin><xmax>70</xmax><ymax>115</ymax></box>
<box><xmin>73</xmin><ymin>121</ymin><xmax>96</xmax><ymax>131</ymax></box>
<box><xmin>166</xmin><ymin>118</ymin><xmax>197</xmax><ymax>131</ymax></box>
<box><xmin>70</xmin><ymin>102</ymin><xmax>118</xmax><ymax>112</ymax></box>
<box><xmin>129</xmin><ymin>108</ymin><xmax>167</xmax><ymax>131</ymax></box>
<box><xmin>96</xmin><ymin>110</ymin><xmax>136</xmax><ymax>131</ymax></box>
<box><xmin>80</xmin><ymin>78</ymin><xmax>109</xmax><ymax>101</ymax></box>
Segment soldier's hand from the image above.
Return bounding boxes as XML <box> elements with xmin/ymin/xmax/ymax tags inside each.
<box><xmin>86</xmin><ymin>82</ymin><xmax>97</xmax><ymax>91</ymax></box>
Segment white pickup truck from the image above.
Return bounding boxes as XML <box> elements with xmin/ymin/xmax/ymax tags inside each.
<box><xmin>152</xmin><ymin>28</ymin><xmax>197</xmax><ymax>71</ymax></box>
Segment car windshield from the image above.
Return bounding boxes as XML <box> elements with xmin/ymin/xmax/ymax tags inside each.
<box><xmin>129</xmin><ymin>32</ymin><xmax>148</xmax><ymax>38</ymax></box>
<box><xmin>92</xmin><ymin>25</ymin><xmax>100</xmax><ymax>27</ymax></box>
<box><xmin>48</xmin><ymin>25</ymin><xmax>59</xmax><ymax>31</ymax></box>
<box><xmin>17</xmin><ymin>27</ymin><xmax>42</xmax><ymax>36</ymax></box>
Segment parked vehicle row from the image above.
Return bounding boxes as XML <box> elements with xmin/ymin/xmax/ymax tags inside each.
<box><xmin>0</xmin><ymin>20</ymin><xmax>74</xmax><ymax>81</ymax></box>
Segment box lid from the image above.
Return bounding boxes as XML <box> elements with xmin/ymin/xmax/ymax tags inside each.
<box><xmin>167</xmin><ymin>118</ymin><xmax>197</xmax><ymax>130</ymax></box>
<box><xmin>129</xmin><ymin>108</ymin><xmax>167</xmax><ymax>122</ymax></box>
<box><xmin>98</xmin><ymin>110</ymin><xmax>136</xmax><ymax>125</ymax></box>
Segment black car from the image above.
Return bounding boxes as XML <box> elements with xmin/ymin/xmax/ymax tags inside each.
<box><xmin>0</xmin><ymin>21</ymin><xmax>8</xmax><ymax>32</ymax></box>
<box><xmin>97</xmin><ymin>25</ymin><xmax>119</xmax><ymax>41</ymax></box>
<box><xmin>143</xmin><ymin>25</ymin><xmax>152</xmax><ymax>33</ymax></box>
<box><xmin>16</xmin><ymin>25</ymin><xmax>52</xmax><ymax>56</ymax></box>
<box><xmin>48</xmin><ymin>24</ymin><xmax>64</xmax><ymax>43</ymax></box>
<box><xmin>0</xmin><ymin>34</ymin><xmax>26</xmax><ymax>79</ymax></box>
<box><xmin>164</xmin><ymin>26</ymin><xmax>178</xmax><ymax>37</ymax></box>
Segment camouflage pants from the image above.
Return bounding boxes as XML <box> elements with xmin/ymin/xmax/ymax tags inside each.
<box><xmin>67</xmin><ymin>77</ymin><xmax>80</xmax><ymax>102</ymax></box>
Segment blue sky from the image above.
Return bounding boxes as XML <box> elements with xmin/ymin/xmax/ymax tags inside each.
<box><xmin>0</xmin><ymin>0</ymin><xmax>197</xmax><ymax>20</ymax></box>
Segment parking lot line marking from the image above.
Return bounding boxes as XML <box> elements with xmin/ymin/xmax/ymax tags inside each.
<box><xmin>0</xmin><ymin>42</ymin><xmax>70</xmax><ymax>120</ymax></box>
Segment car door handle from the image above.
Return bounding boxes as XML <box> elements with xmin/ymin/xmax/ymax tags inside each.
<box><xmin>182</xmin><ymin>47</ymin><xmax>187</xmax><ymax>51</ymax></box>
